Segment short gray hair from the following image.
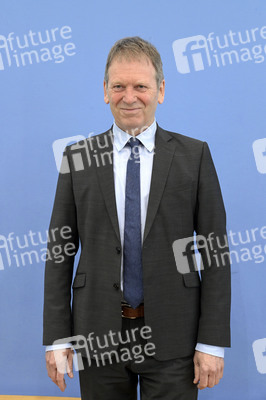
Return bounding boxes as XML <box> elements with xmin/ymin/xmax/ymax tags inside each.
<box><xmin>104</xmin><ymin>36</ymin><xmax>164</xmax><ymax>88</ymax></box>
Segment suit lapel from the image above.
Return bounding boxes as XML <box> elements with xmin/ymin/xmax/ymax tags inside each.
<box><xmin>143</xmin><ymin>125</ymin><xmax>175</xmax><ymax>242</ymax></box>
<box><xmin>94</xmin><ymin>125</ymin><xmax>175</xmax><ymax>245</ymax></box>
<box><xmin>94</xmin><ymin>129</ymin><xmax>121</xmax><ymax>243</ymax></box>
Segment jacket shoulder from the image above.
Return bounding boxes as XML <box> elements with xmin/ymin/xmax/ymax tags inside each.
<box><xmin>159</xmin><ymin>126</ymin><xmax>205</xmax><ymax>147</ymax></box>
<box><xmin>157</xmin><ymin>126</ymin><xmax>207</xmax><ymax>157</ymax></box>
<box><xmin>64</xmin><ymin>128</ymin><xmax>112</xmax><ymax>151</ymax></box>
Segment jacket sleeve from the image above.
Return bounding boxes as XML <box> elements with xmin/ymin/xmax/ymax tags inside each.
<box><xmin>43</xmin><ymin>147</ymin><xmax>79</xmax><ymax>345</ymax></box>
<box><xmin>195</xmin><ymin>142</ymin><xmax>231</xmax><ymax>347</ymax></box>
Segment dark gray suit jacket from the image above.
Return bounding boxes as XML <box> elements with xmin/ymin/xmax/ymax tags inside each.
<box><xmin>43</xmin><ymin>124</ymin><xmax>231</xmax><ymax>360</ymax></box>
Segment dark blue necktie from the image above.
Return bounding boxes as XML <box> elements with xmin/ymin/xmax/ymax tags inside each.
<box><xmin>123</xmin><ymin>137</ymin><xmax>143</xmax><ymax>309</ymax></box>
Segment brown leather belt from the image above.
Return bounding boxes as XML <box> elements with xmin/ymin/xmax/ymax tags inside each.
<box><xmin>121</xmin><ymin>304</ymin><xmax>144</xmax><ymax>319</ymax></box>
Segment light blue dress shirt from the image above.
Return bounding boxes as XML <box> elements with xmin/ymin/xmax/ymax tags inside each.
<box><xmin>47</xmin><ymin>119</ymin><xmax>224</xmax><ymax>358</ymax></box>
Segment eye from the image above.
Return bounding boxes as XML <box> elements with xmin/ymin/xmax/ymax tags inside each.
<box><xmin>113</xmin><ymin>85</ymin><xmax>123</xmax><ymax>91</ymax></box>
<box><xmin>136</xmin><ymin>85</ymin><xmax>146</xmax><ymax>91</ymax></box>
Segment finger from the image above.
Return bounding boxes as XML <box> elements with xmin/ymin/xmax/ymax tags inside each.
<box><xmin>56</xmin><ymin>371</ymin><xmax>66</xmax><ymax>392</ymax></box>
<box><xmin>197</xmin><ymin>370</ymin><xmax>208</xmax><ymax>390</ymax></box>
<box><xmin>47</xmin><ymin>366</ymin><xmax>57</xmax><ymax>383</ymax></box>
<box><xmin>46</xmin><ymin>355</ymin><xmax>57</xmax><ymax>382</ymax></box>
<box><xmin>207</xmin><ymin>372</ymin><xmax>216</xmax><ymax>388</ymax></box>
<box><xmin>219</xmin><ymin>362</ymin><xmax>224</xmax><ymax>379</ymax></box>
<box><xmin>215</xmin><ymin>374</ymin><xmax>221</xmax><ymax>386</ymax></box>
<box><xmin>193</xmin><ymin>362</ymin><xmax>200</xmax><ymax>384</ymax></box>
<box><xmin>67</xmin><ymin>351</ymin><xmax>74</xmax><ymax>378</ymax></box>
<box><xmin>215</xmin><ymin>362</ymin><xmax>223</xmax><ymax>384</ymax></box>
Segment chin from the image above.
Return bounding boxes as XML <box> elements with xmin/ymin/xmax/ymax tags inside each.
<box><xmin>121</xmin><ymin>119</ymin><xmax>145</xmax><ymax>128</ymax></box>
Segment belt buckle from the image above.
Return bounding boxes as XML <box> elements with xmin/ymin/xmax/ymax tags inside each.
<box><xmin>121</xmin><ymin>306</ymin><xmax>138</xmax><ymax>319</ymax></box>
<box><xmin>122</xmin><ymin>315</ymin><xmax>137</xmax><ymax>319</ymax></box>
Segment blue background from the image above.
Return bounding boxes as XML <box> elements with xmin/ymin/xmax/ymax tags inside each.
<box><xmin>0</xmin><ymin>0</ymin><xmax>265</xmax><ymax>398</ymax></box>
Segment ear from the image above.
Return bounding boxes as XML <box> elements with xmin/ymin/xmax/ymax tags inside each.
<box><xmin>103</xmin><ymin>80</ymin><xmax>109</xmax><ymax>104</ymax></box>
<box><xmin>158</xmin><ymin>79</ymin><xmax>165</xmax><ymax>104</ymax></box>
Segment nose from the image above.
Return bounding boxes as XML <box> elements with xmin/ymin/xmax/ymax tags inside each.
<box><xmin>122</xmin><ymin>87</ymin><xmax>137</xmax><ymax>104</ymax></box>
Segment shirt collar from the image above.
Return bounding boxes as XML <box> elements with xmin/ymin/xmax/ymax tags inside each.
<box><xmin>112</xmin><ymin>119</ymin><xmax>157</xmax><ymax>153</ymax></box>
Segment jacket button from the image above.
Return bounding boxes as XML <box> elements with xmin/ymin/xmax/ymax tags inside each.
<box><xmin>113</xmin><ymin>283</ymin><xmax>119</xmax><ymax>290</ymax></box>
<box><xmin>116</xmin><ymin>246</ymin><xmax>121</xmax><ymax>254</ymax></box>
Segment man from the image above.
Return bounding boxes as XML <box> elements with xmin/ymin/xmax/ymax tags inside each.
<box><xmin>44</xmin><ymin>36</ymin><xmax>231</xmax><ymax>399</ymax></box>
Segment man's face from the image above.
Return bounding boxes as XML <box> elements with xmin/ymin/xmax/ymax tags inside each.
<box><xmin>104</xmin><ymin>56</ymin><xmax>165</xmax><ymax>135</ymax></box>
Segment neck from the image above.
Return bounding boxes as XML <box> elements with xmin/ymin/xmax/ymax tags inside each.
<box><xmin>115</xmin><ymin>121</ymin><xmax>154</xmax><ymax>136</ymax></box>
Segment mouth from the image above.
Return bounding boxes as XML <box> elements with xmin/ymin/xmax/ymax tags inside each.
<box><xmin>120</xmin><ymin>108</ymin><xmax>141</xmax><ymax>113</ymax></box>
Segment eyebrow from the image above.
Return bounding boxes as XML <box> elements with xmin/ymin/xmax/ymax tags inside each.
<box><xmin>111</xmin><ymin>81</ymin><xmax>148</xmax><ymax>86</ymax></box>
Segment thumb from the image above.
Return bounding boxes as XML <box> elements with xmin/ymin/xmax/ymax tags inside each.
<box><xmin>193</xmin><ymin>361</ymin><xmax>200</xmax><ymax>384</ymax></box>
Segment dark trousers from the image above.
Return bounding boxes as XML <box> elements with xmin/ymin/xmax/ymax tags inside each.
<box><xmin>78</xmin><ymin>317</ymin><xmax>198</xmax><ymax>400</ymax></box>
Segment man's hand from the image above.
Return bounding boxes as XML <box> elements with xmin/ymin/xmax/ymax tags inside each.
<box><xmin>45</xmin><ymin>348</ymin><xmax>74</xmax><ymax>392</ymax></box>
<box><xmin>193</xmin><ymin>350</ymin><xmax>224</xmax><ymax>390</ymax></box>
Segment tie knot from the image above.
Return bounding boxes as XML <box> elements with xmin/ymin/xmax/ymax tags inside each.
<box><xmin>127</xmin><ymin>137</ymin><xmax>141</xmax><ymax>149</ymax></box>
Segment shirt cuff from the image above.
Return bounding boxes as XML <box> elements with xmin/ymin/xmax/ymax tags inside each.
<box><xmin>45</xmin><ymin>343</ymin><xmax>72</xmax><ymax>352</ymax></box>
<box><xmin>195</xmin><ymin>343</ymin><xmax>224</xmax><ymax>358</ymax></box>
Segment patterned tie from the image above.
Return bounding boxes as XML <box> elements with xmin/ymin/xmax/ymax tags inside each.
<box><xmin>123</xmin><ymin>137</ymin><xmax>143</xmax><ymax>309</ymax></box>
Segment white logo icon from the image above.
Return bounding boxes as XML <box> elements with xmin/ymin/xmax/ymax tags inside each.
<box><xmin>53</xmin><ymin>335</ymin><xmax>91</xmax><ymax>372</ymax></box>
<box><xmin>0</xmin><ymin>34</ymin><xmax>11</xmax><ymax>71</ymax></box>
<box><xmin>53</xmin><ymin>135</ymin><xmax>89</xmax><ymax>173</ymax></box>
<box><xmin>252</xmin><ymin>138</ymin><xmax>266</xmax><ymax>174</ymax></box>
<box><xmin>172</xmin><ymin>235</ymin><xmax>211</xmax><ymax>274</ymax></box>
<box><xmin>0</xmin><ymin>234</ymin><xmax>12</xmax><ymax>270</ymax></box>
<box><xmin>172</xmin><ymin>35</ymin><xmax>211</xmax><ymax>74</ymax></box>
<box><xmin>253</xmin><ymin>338</ymin><xmax>266</xmax><ymax>374</ymax></box>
